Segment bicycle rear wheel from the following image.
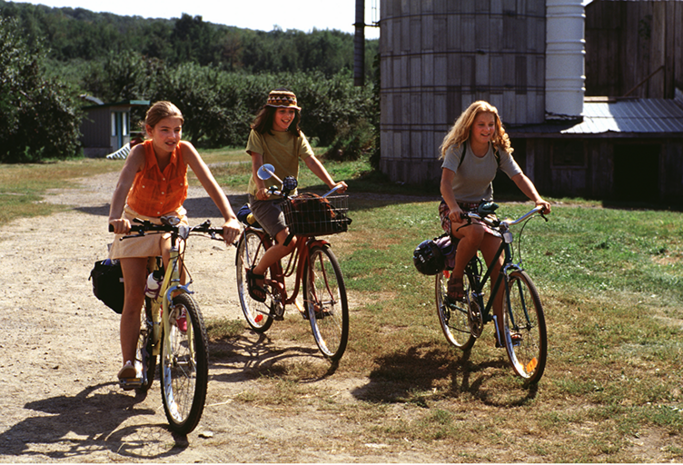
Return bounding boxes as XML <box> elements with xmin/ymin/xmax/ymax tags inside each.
<box><xmin>503</xmin><ymin>270</ymin><xmax>547</xmax><ymax>384</ymax></box>
<box><xmin>160</xmin><ymin>293</ymin><xmax>208</xmax><ymax>435</ymax></box>
<box><xmin>304</xmin><ymin>245</ymin><xmax>349</xmax><ymax>361</ymax></box>
<box><xmin>135</xmin><ymin>298</ymin><xmax>157</xmax><ymax>392</ymax></box>
<box><xmin>435</xmin><ymin>270</ymin><xmax>476</xmax><ymax>350</ymax></box>
<box><xmin>236</xmin><ymin>229</ymin><xmax>274</xmax><ymax>333</ymax></box>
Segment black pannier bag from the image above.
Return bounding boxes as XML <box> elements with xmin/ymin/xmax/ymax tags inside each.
<box><xmin>89</xmin><ymin>259</ymin><xmax>125</xmax><ymax>314</ymax></box>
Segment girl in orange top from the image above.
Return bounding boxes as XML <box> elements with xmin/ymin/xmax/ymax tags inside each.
<box><xmin>108</xmin><ymin>101</ymin><xmax>241</xmax><ymax>384</ymax></box>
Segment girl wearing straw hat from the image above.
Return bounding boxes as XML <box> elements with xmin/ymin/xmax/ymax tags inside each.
<box><xmin>244</xmin><ymin>89</ymin><xmax>347</xmax><ymax>302</ymax></box>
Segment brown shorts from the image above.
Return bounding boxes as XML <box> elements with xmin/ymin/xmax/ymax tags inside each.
<box><xmin>248</xmin><ymin>194</ymin><xmax>288</xmax><ymax>240</ymax></box>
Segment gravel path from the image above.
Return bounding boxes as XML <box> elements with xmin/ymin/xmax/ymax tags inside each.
<box><xmin>0</xmin><ymin>171</ymin><xmax>446</xmax><ymax>462</ymax></box>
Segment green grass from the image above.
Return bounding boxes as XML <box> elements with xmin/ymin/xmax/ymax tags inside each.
<box><xmin>0</xmin><ymin>157</ymin><xmax>123</xmax><ymax>223</ymax></box>
<box><xmin>3</xmin><ymin>151</ymin><xmax>683</xmax><ymax>462</ymax></box>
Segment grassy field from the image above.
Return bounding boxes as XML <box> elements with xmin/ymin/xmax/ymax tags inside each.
<box><xmin>3</xmin><ymin>151</ymin><xmax>682</xmax><ymax>461</ymax></box>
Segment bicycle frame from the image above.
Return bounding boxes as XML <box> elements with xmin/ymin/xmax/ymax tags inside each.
<box><xmin>463</xmin><ymin>227</ymin><xmax>519</xmax><ymax>343</ymax></box>
<box><xmin>246</xmin><ymin>226</ymin><xmax>330</xmax><ymax>309</ymax></box>
<box><xmin>148</xmin><ymin>232</ymin><xmax>194</xmax><ymax>357</ymax></box>
<box><xmin>466</xmin><ymin>206</ymin><xmax>544</xmax><ymax>328</ymax></box>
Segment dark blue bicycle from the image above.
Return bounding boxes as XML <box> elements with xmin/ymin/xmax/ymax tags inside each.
<box><xmin>435</xmin><ymin>205</ymin><xmax>549</xmax><ymax>384</ymax></box>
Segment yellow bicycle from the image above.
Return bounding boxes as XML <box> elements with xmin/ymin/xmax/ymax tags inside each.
<box><xmin>111</xmin><ymin>217</ymin><xmax>223</xmax><ymax>434</ymax></box>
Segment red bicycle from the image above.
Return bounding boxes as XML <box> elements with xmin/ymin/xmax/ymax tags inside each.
<box><xmin>235</xmin><ymin>164</ymin><xmax>351</xmax><ymax>361</ymax></box>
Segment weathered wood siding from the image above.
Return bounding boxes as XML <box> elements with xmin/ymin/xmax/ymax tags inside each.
<box><xmin>525</xmin><ymin>135</ymin><xmax>683</xmax><ymax>204</ymax></box>
<box><xmin>585</xmin><ymin>0</ymin><xmax>683</xmax><ymax>98</ymax></box>
<box><xmin>379</xmin><ymin>0</ymin><xmax>546</xmax><ymax>184</ymax></box>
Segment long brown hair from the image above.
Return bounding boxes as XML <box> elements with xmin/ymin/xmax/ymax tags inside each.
<box><xmin>439</xmin><ymin>100</ymin><xmax>512</xmax><ymax>159</ymax></box>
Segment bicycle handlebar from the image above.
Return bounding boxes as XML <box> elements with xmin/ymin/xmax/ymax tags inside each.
<box><xmin>266</xmin><ymin>184</ymin><xmax>343</xmax><ymax>199</ymax></box>
<box><xmin>109</xmin><ymin>218</ymin><xmax>225</xmax><ymax>241</ymax></box>
<box><xmin>461</xmin><ymin>205</ymin><xmax>546</xmax><ymax>228</ymax></box>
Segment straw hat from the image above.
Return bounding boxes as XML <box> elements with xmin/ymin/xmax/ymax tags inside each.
<box><xmin>266</xmin><ymin>90</ymin><xmax>301</xmax><ymax>110</ymax></box>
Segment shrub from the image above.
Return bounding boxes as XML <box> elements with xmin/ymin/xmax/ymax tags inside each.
<box><xmin>0</xmin><ymin>17</ymin><xmax>81</xmax><ymax>162</ymax></box>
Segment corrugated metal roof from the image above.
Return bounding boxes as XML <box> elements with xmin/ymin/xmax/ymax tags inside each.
<box><xmin>562</xmin><ymin>98</ymin><xmax>683</xmax><ymax>134</ymax></box>
<box><xmin>510</xmin><ymin>98</ymin><xmax>683</xmax><ymax>136</ymax></box>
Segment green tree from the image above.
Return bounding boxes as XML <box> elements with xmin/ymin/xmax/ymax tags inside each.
<box><xmin>0</xmin><ymin>17</ymin><xmax>81</xmax><ymax>162</ymax></box>
<box><xmin>82</xmin><ymin>51</ymin><xmax>163</xmax><ymax>103</ymax></box>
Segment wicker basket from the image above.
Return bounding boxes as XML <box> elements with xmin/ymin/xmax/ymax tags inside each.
<box><xmin>282</xmin><ymin>193</ymin><xmax>350</xmax><ymax>236</ymax></box>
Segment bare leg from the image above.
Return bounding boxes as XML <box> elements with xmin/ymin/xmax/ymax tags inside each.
<box><xmin>479</xmin><ymin>234</ymin><xmax>505</xmax><ymax>345</ymax></box>
<box><xmin>119</xmin><ymin>257</ymin><xmax>148</xmax><ymax>365</ymax></box>
<box><xmin>449</xmin><ymin>221</ymin><xmax>487</xmax><ymax>298</ymax></box>
<box><xmin>252</xmin><ymin>228</ymin><xmax>296</xmax><ymax>277</ymax></box>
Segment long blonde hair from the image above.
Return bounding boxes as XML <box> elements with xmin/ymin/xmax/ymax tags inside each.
<box><xmin>439</xmin><ymin>101</ymin><xmax>512</xmax><ymax>159</ymax></box>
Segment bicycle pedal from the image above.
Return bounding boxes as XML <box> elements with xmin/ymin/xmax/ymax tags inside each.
<box><xmin>119</xmin><ymin>377</ymin><xmax>143</xmax><ymax>390</ymax></box>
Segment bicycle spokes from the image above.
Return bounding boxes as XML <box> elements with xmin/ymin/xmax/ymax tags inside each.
<box><xmin>305</xmin><ymin>246</ymin><xmax>349</xmax><ymax>361</ymax></box>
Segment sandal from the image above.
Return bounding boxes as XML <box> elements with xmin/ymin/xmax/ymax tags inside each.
<box><xmin>496</xmin><ymin>332</ymin><xmax>523</xmax><ymax>348</ymax></box>
<box><xmin>447</xmin><ymin>276</ymin><xmax>465</xmax><ymax>301</ymax></box>
<box><xmin>246</xmin><ymin>266</ymin><xmax>267</xmax><ymax>303</ymax></box>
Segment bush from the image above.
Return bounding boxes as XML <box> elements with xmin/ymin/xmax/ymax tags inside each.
<box><xmin>147</xmin><ymin>68</ymin><xmax>376</xmax><ymax>150</ymax></box>
<box><xmin>0</xmin><ymin>17</ymin><xmax>81</xmax><ymax>162</ymax></box>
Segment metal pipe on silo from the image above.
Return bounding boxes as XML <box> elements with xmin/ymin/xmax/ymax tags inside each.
<box><xmin>545</xmin><ymin>0</ymin><xmax>585</xmax><ymax>120</ymax></box>
<box><xmin>354</xmin><ymin>0</ymin><xmax>365</xmax><ymax>86</ymax></box>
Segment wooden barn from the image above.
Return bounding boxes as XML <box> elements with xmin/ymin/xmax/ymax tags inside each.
<box><xmin>375</xmin><ymin>0</ymin><xmax>683</xmax><ymax>205</ymax></box>
<box><xmin>509</xmin><ymin>0</ymin><xmax>683</xmax><ymax>205</ymax></box>
<box><xmin>80</xmin><ymin>98</ymin><xmax>149</xmax><ymax>158</ymax></box>
<box><xmin>507</xmin><ymin>97</ymin><xmax>683</xmax><ymax>203</ymax></box>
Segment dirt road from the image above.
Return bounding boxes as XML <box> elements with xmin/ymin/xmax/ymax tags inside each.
<box><xmin>0</xmin><ymin>171</ymin><xmax>449</xmax><ymax>463</ymax></box>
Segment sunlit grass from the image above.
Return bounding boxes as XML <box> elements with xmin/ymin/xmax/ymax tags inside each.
<box><xmin>4</xmin><ymin>151</ymin><xmax>683</xmax><ymax>462</ymax></box>
<box><xmin>0</xmin><ymin>157</ymin><xmax>122</xmax><ymax>223</ymax></box>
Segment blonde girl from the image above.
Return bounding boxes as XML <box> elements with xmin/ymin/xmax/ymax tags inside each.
<box><xmin>439</xmin><ymin>101</ymin><xmax>550</xmax><ymax>344</ymax></box>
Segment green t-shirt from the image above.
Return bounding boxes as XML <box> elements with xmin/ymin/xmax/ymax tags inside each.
<box><xmin>441</xmin><ymin>142</ymin><xmax>522</xmax><ymax>203</ymax></box>
<box><xmin>246</xmin><ymin>129</ymin><xmax>314</xmax><ymax>196</ymax></box>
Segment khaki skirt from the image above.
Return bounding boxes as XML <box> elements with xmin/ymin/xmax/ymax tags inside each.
<box><xmin>109</xmin><ymin>205</ymin><xmax>188</xmax><ymax>260</ymax></box>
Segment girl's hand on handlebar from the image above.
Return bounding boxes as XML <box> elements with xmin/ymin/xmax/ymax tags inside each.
<box><xmin>255</xmin><ymin>187</ymin><xmax>270</xmax><ymax>201</ymax></box>
<box><xmin>109</xmin><ymin>218</ymin><xmax>131</xmax><ymax>234</ymax></box>
<box><xmin>332</xmin><ymin>181</ymin><xmax>348</xmax><ymax>194</ymax></box>
<box><xmin>222</xmin><ymin>218</ymin><xmax>241</xmax><ymax>246</ymax></box>
<box><xmin>448</xmin><ymin>207</ymin><xmax>465</xmax><ymax>224</ymax></box>
<box><xmin>535</xmin><ymin>199</ymin><xmax>551</xmax><ymax>215</ymax></box>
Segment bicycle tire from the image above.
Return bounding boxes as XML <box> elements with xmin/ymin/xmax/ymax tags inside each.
<box><xmin>435</xmin><ymin>269</ymin><xmax>476</xmax><ymax>350</ymax></box>
<box><xmin>502</xmin><ymin>270</ymin><xmax>547</xmax><ymax>384</ymax></box>
<box><xmin>235</xmin><ymin>229</ymin><xmax>274</xmax><ymax>333</ymax></box>
<box><xmin>160</xmin><ymin>293</ymin><xmax>208</xmax><ymax>435</ymax></box>
<box><xmin>304</xmin><ymin>245</ymin><xmax>349</xmax><ymax>361</ymax></box>
<box><xmin>135</xmin><ymin>298</ymin><xmax>157</xmax><ymax>393</ymax></box>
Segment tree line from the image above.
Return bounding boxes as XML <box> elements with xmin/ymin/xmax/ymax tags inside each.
<box><xmin>0</xmin><ymin>1</ymin><xmax>379</xmax><ymax>163</ymax></box>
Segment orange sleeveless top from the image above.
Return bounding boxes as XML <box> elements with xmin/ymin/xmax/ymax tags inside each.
<box><xmin>127</xmin><ymin>140</ymin><xmax>188</xmax><ymax>217</ymax></box>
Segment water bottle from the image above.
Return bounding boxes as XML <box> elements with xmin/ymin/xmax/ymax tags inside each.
<box><xmin>144</xmin><ymin>272</ymin><xmax>162</xmax><ymax>299</ymax></box>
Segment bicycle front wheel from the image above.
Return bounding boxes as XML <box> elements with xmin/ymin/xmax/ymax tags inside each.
<box><xmin>304</xmin><ymin>245</ymin><xmax>349</xmax><ymax>361</ymax></box>
<box><xmin>236</xmin><ymin>229</ymin><xmax>274</xmax><ymax>333</ymax></box>
<box><xmin>436</xmin><ymin>270</ymin><xmax>476</xmax><ymax>350</ymax></box>
<box><xmin>503</xmin><ymin>270</ymin><xmax>547</xmax><ymax>384</ymax></box>
<box><xmin>160</xmin><ymin>293</ymin><xmax>208</xmax><ymax>435</ymax></box>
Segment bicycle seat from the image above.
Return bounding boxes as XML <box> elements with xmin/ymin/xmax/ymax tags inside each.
<box><xmin>478</xmin><ymin>201</ymin><xmax>499</xmax><ymax>215</ymax></box>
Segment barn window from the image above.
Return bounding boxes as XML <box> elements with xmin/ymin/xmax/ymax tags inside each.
<box><xmin>122</xmin><ymin>112</ymin><xmax>128</xmax><ymax>136</ymax></box>
<box><xmin>111</xmin><ymin>113</ymin><xmax>117</xmax><ymax>137</ymax></box>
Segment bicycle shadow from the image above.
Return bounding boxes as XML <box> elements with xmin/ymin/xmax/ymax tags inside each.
<box><xmin>209</xmin><ymin>330</ymin><xmax>340</xmax><ymax>384</ymax></box>
<box><xmin>350</xmin><ymin>342</ymin><xmax>539</xmax><ymax>407</ymax></box>
<box><xmin>0</xmin><ymin>382</ymin><xmax>187</xmax><ymax>460</ymax></box>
